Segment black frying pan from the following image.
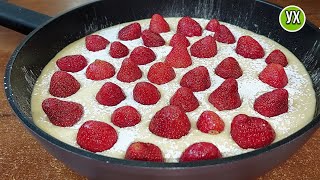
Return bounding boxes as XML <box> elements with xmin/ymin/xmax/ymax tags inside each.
<box><xmin>2</xmin><ymin>0</ymin><xmax>320</xmax><ymax>179</ymax></box>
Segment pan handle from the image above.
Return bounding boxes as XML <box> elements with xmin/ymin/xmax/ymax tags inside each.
<box><xmin>0</xmin><ymin>1</ymin><xmax>51</xmax><ymax>35</ymax></box>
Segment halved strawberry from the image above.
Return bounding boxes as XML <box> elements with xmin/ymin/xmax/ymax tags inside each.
<box><xmin>85</xmin><ymin>34</ymin><xmax>110</xmax><ymax>52</ymax></box>
<box><xmin>118</xmin><ymin>22</ymin><xmax>141</xmax><ymax>41</ymax></box>
<box><xmin>149</xmin><ymin>14</ymin><xmax>170</xmax><ymax>33</ymax></box>
<box><xmin>56</xmin><ymin>55</ymin><xmax>87</xmax><ymax>72</ymax></box>
<box><xmin>133</xmin><ymin>82</ymin><xmax>161</xmax><ymax>105</ymax></box>
<box><xmin>86</xmin><ymin>60</ymin><xmax>115</xmax><ymax>80</ymax></box>
<box><xmin>265</xmin><ymin>49</ymin><xmax>288</xmax><ymax>67</ymax></box>
<box><xmin>149</xmin><ymin>105</ymin><xmax>191</xmax><ymax>139</ymax></box>
<box><xmin>147</xmin><ymin>62</ymin><xmax>176</xmax><ymax>85</ymax></box>
<box><xmin>111</xmin><ymin>106</ymin><xmax>141</xmax><ymax>128</ymax></box>
<box><xmin>177</xmin><ymin>17</ymin><xmax>202</xmax><ymax>37</ymax></box>
<box><xmin>129</xmin><ymin>46</ymin><xmax>156</xmax><ymax>65</ymax></box>
<box><xmin>231</xmin><ymin>114</ymin><xmax>275</xmax><ymax>149</ymax></box>
<box><xmin>258</xmin><ymin>63</ymin><xmax>288</xmax><ymax>88</ymax></box>
<box><xmin>96</xmin><ymin>82</ymin><xmax>126</xmax><ymax>106</ymax></box>
<box><xmin>125</xmin><ymin>142</ymin><xmax>164</xmax><ymax>162</ymax></box>
<box><xmin>190</xmin><ymin>36</ymin><xmax>217</xmax><ymax>58</ymax></box>
<box><xmin>180</xmin><ymin>66</ymin><xmax>211</xmax><ymax>92</ymax></box>
<box><xmin>49</xmin><ymin>71</ymin><xmax>80</xmax><ymax>98</ymax></box>
<box><xmin>197</xmin><ymin>111</ymin><xmax>225</xmax><ymax>134</ymax></box>
<box><xmin>141</xmin><ymin>30</ymin><xmax>165</xmax><ymax>47</ymax></box>
<box><xmin>208</xmin><ymin>78</ymin><xmax>242</xmax><ymax>111</ymax></box>
<box><xmin>109</xmin><ymin>41</ymin><xmax>129</xmax><ymax>58</ymax></box>
<box><xmin>77</xmin><ymin>120</ymin><xmax>118</xmax><ymax>152</ymax></box>
<box><xmin>169</xmin><ymin>33</ymin><xmax>190</xmax><ymax>47</ymax></box>
<box><xmin>117</xmin><ymin>58</ymin><xmax>142</xmax><ymax>82</ymax></box>
<box><xmin>215</xmin><ymin>57</ymin><xmax>243</xmax><ymax>79</ymax></box>
<box><xmin>42</xmin><ymin>98</ymin><xmax>83</xmax><ymax>127</ymax></box>
<box><xmin>180</xmin><ymin>142</ymin><xmax>222</xmax><ymax>162</ymax></box>
<box><xmin>236</xmin><ymin>36</ymin><xmax>265</xmax><ymax>59</ymax></box>
<box><xmin>170</xmin><ymin>87</ymin><xmax>199</xmax><ymax>112</ymax></box>
<box><xmin>205</xmin><ymin>19</ymin><xmax>220</xmax><ymax>32</ymax></box>
<box><xmin>254</xmin><ymin>89</ymin><xmax>288</xmax><ymax>117</ymax></box>
<box><xmin>213</xmin><ymin>25</ymin><xmax>235</xmax><ymax>44</ymax></box>
<box><xmin>164</xmin><ymin>46</ymin><xmax>192</xmax><ymax>68</ymax></box>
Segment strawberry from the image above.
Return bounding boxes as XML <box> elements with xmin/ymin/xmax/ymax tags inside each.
<box><xmin>147</xmin><ymin>62</ymin><xmax>176</xmax><ymax>85</ymax></box>
<box><xmin>96</xmin><ymin>82</ymin><xmax>126</xmax><ymax>106</ymax></box>
<box><xmin>86</xmin><ymin>60</ymin><xmax>115</xmax><ymax>80</ymax></box>
<box><xmin>149</xmin><ymin>14</ymin><xmax>170</xmax><ymax>33</ymax></box>
<box><xmin>215</xmin><ymin>57</ymin><xmax>243</xmax><ymax>79</ymax></box>
<box><xmin>177</xmin><ymin>17</ymin><xmax>202</xmax><ymax>37</ymax></box>
<box><xmin>180</xmin><ymin>66</ymin><xmax>211</xmax><ymax>92</ymax></box>
<box><xmin>117</xmin><ymin>58</ymin><xmax>142</xmax><ymax>82</ymax></box>
<box><xmin>133</xmin><ymin>82</ymin><xmax>161</xmax><ymax>105</ymax></box>
<box><xmin>236</xmin><ymin>36</ymin><xmax>265</xmax><ymax>59</ymax></box>
<box><xmin>190</xmin><ymin>36</ymin><xmax>217</xmax><ymax>58</ymax></box>
<box><xmin>76</xmin><ymin>120</ymin><xmax>118</xmax><ymax>152</ymax></box>
<box><xmin>170</xmin><ymin>87</ymin><xmax>199</xmax><ymax>112</ymax></box>
<box><xmin>141</xmin><ymin>30</ymin><xmax>165</xmax><ymax>47</ymax></box>
<box><xmin>49</xmin><ymin>71</ymin><xmax>80</xmax><ymax>98</ymax></box>
<box><xmin>254</xmin><ymin>89</ymin><xmax>288</xmax><ymax>117</ymax></box>
<box><xmin>111</xmin><ymin>106</ymin><xmax>141</xmax><ymax>128</ymax></box>
<box><xmin>164</xmin><ymin>46</ymin><xmax>192</xmax><ymax>68</ymax></box>
<box><xmin>56</xmin><ymin>55</ymin><xmax>87</xmax><ymax>72</ymax></box>
<box><xmin>118</xmin><ymin>22</ymin><xmax>141</xmax><ymax>41</ymax></box>
<box><xmin>130</xmin><ymin>46</ymin><xmax>156</xmax><ymax>65</ymax></box>
<box><xmin>208</xmin><ymin>78</ymin><xmax>242</xmax><ymax>111</ymax></box>
<box><xmin>230</xmin><ymin>114</ymin><xmax>275</xmax><ymax>149</ymax></box>
<box><xmin>85</xmin><ymin>34</ymin><xmax>110</xmax><ymax>52</ymax></box>
<box><xmin>149</xmin><ymin>105</ymin><xmax>191</xmax><ymax>139</ymax></box>
<box><xmin>42</xmin><ymin>98</ymin><xmax>83</xmax><ymax>127</ymax></box>
<box><xmin>205</xmin><ymin>19</ymin><xmax>220</xmax><ymax>32</ymax></box>
<box><xmin>258</xmin><ymin>63</ymin><xmax>288</xmax><ymax>88</ymax></box>
<box><xmin>125</xmin><ymin>142</ymin><xmax>164</xmax><ymax>162</ymax></box>
<box><xmin>109</xmin><ymin>41</ymin><xmax>129</xmax><ymax>58</ymax></box>
<box><xmin>197</xmin><ymin>111</ymin><xmax>225</xmax><ymax>134</ymax></box>
<box><xmin>265</xmin><ymin>49</ymin><xmax>288</xmax><ymax>67</ymax></box>
<box><xmin>213</xmin><ymin>25</ymin><xmax>236</xmax><ymax>44</ymax></box>
<box><xmin>169</xmin><ymin>33</ymin><xmax>190</xmax><ymax>47</ymax></box>
<box><xmin>180</xmin><ymin>142</ymin><xmax>222</xmax><ymax>162</ymax></box>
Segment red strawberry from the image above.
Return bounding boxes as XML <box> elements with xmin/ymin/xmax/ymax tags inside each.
<box><xmin>177</xmin><ymin>17</ymin><xmax>202</xmax><ymax>37</ymax></box>
<box><xmin>215</xmin><ymin>57</ymin><xmax>243</xmax><ymax>79</ymax></box>
<box><xmin>109</xmin><ymin>41</ymin><xmax>129</xmax><ymax>58</ymax></box>
<box><xmin>231</xmin><ymin>114</ymin><xmax>275</xmax><ymax>149</ymax></box>
<box><xmin>258</xmin><ymin>63</ymin><xmax>288</xmax><ymax>88</ymax></box>
<box><xmin>96</xmin><ymin>82</ymin><xmax>126</xmax><ymax>106</ymax></box>
<box><xmin>236</xmin><ymin>36</ymin><xmax>265</xmax><ymax>59</ymax></box>
<box><xmin>149</xmin><ymin>105</ymin><xmax>191</xmax><ymax>139</ymax></box>
<box><xmin>147</xmin><ymin>62</ymin><xmax>176</xmax><ymax>85</ymax></box>
<box><xmin>208</xmin><ymin>78</ymin><xmax>242</xmax><ymax>111</ymax></box>
<box><xmin>42</xmin><ymin>98</ymin><xmax>83</xmax><ymax>127</ymax></box>
<box><xmin>49</xmin><ymin>71</ymin><xmax>80</xmax><ymax>98</ymax></box>
<box><xmin>180</xmin><ymin>142</ymin><xmax>222</xmax><ymax>162</ymax></box>
<box><xmin>56</xmin><ymin>55</ymin><xmax>87</xmax><ymax>72</ymax></box>
<box><xmin>141</xmin><ymin>30</ymin><xmax>165</xmax><ymax>47</ymax></box>
<box><xmin>130</xmin><ymin>46</ymin><xmax>156</xmax><ymax>65</ymax></box>
<box><xmin>164</xmin><ymin>46</ymin><xmax>192</xmax><ymax>68</ymax></box>
<box><xmin>254</xmin><ymin>89</ymin><xmax>288</xmax><ymax>117</ymax></box>
<box><xmin>190</xmin><ymin>36</ymin><xmax>217</xmax><ymax>58</ymax></box>
<box><xmin>170</xmin><ymin>87</ymin><xmax>199</xmax><ymax>112</ymax></box>
<box><xmin>77</xmin><ymin>120</ymin><xmax>118</xmax><ymax>152</ymax></box>
<box><xmin>180</xmin><ymin>66</ymin><xmax>211</xmax><ymax>92</ymax></box>
<box><xmin>85</xmin><ymin>34</ymin><xmax>110</xmax><ymax>52</ymax></box>
<box><xmin>117</xmin><ymin>58</ymin><xmax>142</xmax><ymax>82</ymax></box>
<box><xmin>205</xmin><ymin>19</ymin><xmax>220</xmax><ymax>32</ymax></box>
<box><xmin>169</xmin><ymin>33</ymin><xmax>190</xmax><ymax>47</ymax></box>
<box><xmin>118</xmin><ymin>22</ymin><xmax>141</xmax><ymax>41</ymax></box>
<box><xmin>133</xmin><ymin>82</ymin><xmax>161</xmax><ymax>105</ymax></box>
<box><xmin>197</xmin><ymin>111</ymin><xmax>225</xmax><ymax>134</ymax></box>
<box><xmin>213</xmin><ymin>25</ymin><xmax>236</xmax><ymax>44</ymax></box>
<box><xmin>86</xmin><ymin>60</ymin><xmax>115</xmax><ymax>80</ymax></box>
<box><xmin>111</xmin><ymin>106</ymin><xmax>141</xmax><ymax>128</ymax></box>
<box><xmin>125</xmin><ymin>142</ymin><xmax>164</xmax><ymax>162</ymax></box>
<box><xmin>265</xmin><ymin>49</ymin><xmax>288</xmax><ymax>67</ymax></box>
<box><xmin>149</xmin><ymin>14</ymin><xmax>170</xmax><ymax>33</ymax></box>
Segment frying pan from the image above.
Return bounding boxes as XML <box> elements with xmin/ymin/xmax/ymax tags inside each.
<box><xmin>2</xmin><ymin>0</ymin><xmax>320</xmax><ymax>179</ymax></box>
